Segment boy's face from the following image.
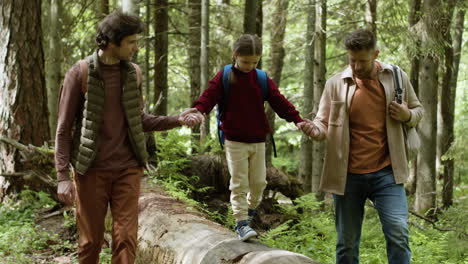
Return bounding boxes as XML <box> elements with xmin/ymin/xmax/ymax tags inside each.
<box><xmin>347</xmin><ymin>48</ymin><xmax>379</xmax><ymax>79</ymax></box>
<box><xmin>109</xmin><ymin>34</ymin><xmax>139</xmax><ymax>61</ymax></box>
<box><xmin>234</xmin><ymin>55</ymin><xmax>261</xmax><ymax>73</ymax></box>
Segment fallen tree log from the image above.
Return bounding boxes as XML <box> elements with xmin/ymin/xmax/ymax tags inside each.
<box><xmin>0</xmin><ymin>138</ymin><xmax>319</xmax><ymax>263</ymax></box>
<box><xmin>0</xmin><ymin>136</ymin><xmax>56</xmax><ymax>198</ymax></box>
<box><xmin>137</xmin><ymin>185</ymin><xmax>321</xmax><ymax>264</ymax></box>
<box><xmin>184</xmin><ymin>154</ymin><xmax>304</xmax><ymax>201</ymax></box>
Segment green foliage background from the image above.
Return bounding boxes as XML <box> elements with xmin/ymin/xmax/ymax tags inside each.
<box><xmin>3</xmin><ymin>0</ymin><xmax>467</xmax><ymax>263</ymax></box>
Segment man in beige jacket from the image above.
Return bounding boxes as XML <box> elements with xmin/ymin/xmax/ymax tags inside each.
<box><xmin>304</xmin><ymin>29</ymin><xmax>423</xmax><ymax>264</ymax></box>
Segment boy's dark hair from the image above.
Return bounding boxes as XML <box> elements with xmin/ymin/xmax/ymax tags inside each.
<box><xmin>228</xmin><ymin>34</ymin><xmax>263</xmax><ymax>84</ymax></box>
<box><xmin>232</xmin><ymin>34</ymin><xmax>262</xmax><ymax>60</ymax></box>
<box><xmin>96</xmin><ymin>9</ymin><xmax>144</xmax><ymax>49</ymax></box>
<box><xmin>344</xmin><ymin>29</ymin><xmax>376</xmax><ymax>51</ymax></box>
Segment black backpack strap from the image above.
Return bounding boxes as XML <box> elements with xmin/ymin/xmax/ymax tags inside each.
<box><xmin>391</xmin><ymin>64</ymin><xmax>403</xmax><ymax>104</ymax></box>
<box><xmin>255</xmin><ymin>69</ymin><xmax>277</xmax><ymax>157</ymax></box>
<box><xmin>216</xmin><ymin>65</ymin><xmax>233</xmax><ymax>148</ymax></box>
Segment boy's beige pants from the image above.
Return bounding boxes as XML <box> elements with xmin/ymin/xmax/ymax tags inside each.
<box><xmin>225</xmin><ymin>140</ymin><xmax>267</xmax><ymax>221</ymax></box>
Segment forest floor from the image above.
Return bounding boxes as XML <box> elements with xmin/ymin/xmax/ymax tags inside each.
<box><xmin>8</xmin><ymin>182</ymin><xmax>287</xmax><ymax>264</ymax></box>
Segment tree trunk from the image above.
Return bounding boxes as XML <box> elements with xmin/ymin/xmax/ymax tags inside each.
<box><xmin>189</xmin><ymin>0</ymin><xmax>202</xmax><ymax>148</ymax></box>
<box><xmin>440</xmin><ymin>7</ymin><xmax>463</xmax><ymax>209</ymax></box>
<box><xmin>365</xmin><ymin>0</ymin><xmax>377</xmax><ymax>37</ymax></box>
<box><xmin>127</xmin><ymin>1</ymin><xmax>140</xmax><ymax>63</ymax></box>
<box><xmin>136</xmin><ymin>184</ymin><xmax>321</xmax><ymax>264</ymax></box>
<box><xmin>299</xmin><ymin>0</ymin><xmax>315</xmax><ymax>194</ymax></box>
<box><xmin>144</xmin><ymin>0</ymin><xmax>157</xmax><ymax>165</ymax></box>
<box><xmin>144</xmin><ymin>0</ymin><xmax>151</xmax><ymax>110</ymax></box>
<box><xmin>213</xmin><ymin>0</ymin><xmax>232</xmax><ymax>69</ymax></box>
<box><xmin>255</xmin><ymin>0</ymin><xmax>263</xmax><ymax>69</ymax></box>
<box><xmin>406</xmin><ymin>0</ymin><xmax>422</xmax><ymax>196</ymax></box>
<box><xmin>243</xmin><ymin>0</ymin><xmax>257</xmax><ymax>34</ymax></box>
<box><xmin>0</xmin><ymin>0</ymin><xmax>50</xmax><ymax>198</ymax></box>
<box><xmin>311</xmin><ymin>0</ymin><xmax>326</xmax><ymax>196</ymax></box>
<box><xmin>265</xmin><ymin>0</ymin><xmax>288</xmax><ymax>166</ymax></box>
<box><xmin>200</xmin><ymin>0</ymin><xmax>211</xmax><ymax>144</ymax></box>
<box><xmin>154</xmin><ymin>0</ymin><xmax>169</xmax><ymax>116</ymax></box>
<box><xmin>415</xmin><ymin>0</ymin><xmax>442</xmax><ymax>215</ymax></box>
<box><xmin>47</xmin><ymin>0</ymin><xmax>63</xmax><ymax>140</ymax></box>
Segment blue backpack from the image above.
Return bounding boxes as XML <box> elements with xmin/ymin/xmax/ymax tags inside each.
<box><xmin>216</xmin><ymin>64</ymin><xmax>277</xmax><ymax>157</ymax></box>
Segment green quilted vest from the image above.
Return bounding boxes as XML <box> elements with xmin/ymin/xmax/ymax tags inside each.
<box><xmin>71</xmin><ymin>51</ymin><xmax>148</xmax><ymax>175</ymax></box>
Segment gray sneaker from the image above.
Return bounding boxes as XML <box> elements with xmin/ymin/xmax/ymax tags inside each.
<box><xmin>235</xmin><ymin>220</ymin><xmax>258</xmax><ymax>241</ymax></box>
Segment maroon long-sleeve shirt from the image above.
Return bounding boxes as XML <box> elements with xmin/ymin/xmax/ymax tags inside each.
<box><xmin>193</xmin><ymin>66</ymin><xmax>303</xmax><ymax>143</ymax></box>
<box><xmin>55</xmin><ymin>62</ymin><xmax>180</xmax><ymax>182</ymax></box>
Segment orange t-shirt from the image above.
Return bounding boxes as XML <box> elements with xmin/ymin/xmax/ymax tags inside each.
<box><xmin>348</xmin><ymin>63</ymin><xmax>391</xmax><ymax>174</ymax></box>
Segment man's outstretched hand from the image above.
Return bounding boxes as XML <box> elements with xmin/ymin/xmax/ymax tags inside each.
<box><xmin>296</xmin><ymin>119</ymin><xmax>321</xmax><ymax>139</ymax></box>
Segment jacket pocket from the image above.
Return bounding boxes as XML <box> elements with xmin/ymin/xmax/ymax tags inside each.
<box><xmin>329</xmin><ymin>100</ymin><xmax>345</xmax><ymax>126</ymax></box>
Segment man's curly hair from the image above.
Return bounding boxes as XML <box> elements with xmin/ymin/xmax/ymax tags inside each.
<box><xmin>96</xmin><ymin>9</ymin><xmax>144</xmax><ymax>49</ymax></box>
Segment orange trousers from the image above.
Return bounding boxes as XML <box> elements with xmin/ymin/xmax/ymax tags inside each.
<box><xmin>74</xmin><ymin>167</ymin><xmax>143</xmax><ymax>264</ymax></box>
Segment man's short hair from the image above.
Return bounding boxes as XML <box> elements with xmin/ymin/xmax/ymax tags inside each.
<box><xmin>96</xmin><ymin>9</ymin><xmax>144</xmax><ymax>49</ymax></box>
<box><xmin>344</xmin><ymin>29</ymin><xmax>376</xmax><ymax>51</ymax></box>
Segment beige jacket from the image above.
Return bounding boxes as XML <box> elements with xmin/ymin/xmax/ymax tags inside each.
<box><xmin>313</xmin><ymin>61</ymin><xmax>424</xmax><ymax>195</ymax></box>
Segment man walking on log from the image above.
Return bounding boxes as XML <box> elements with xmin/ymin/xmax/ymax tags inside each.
<box><xmin>55</xmin><ymin>9</ymin><xmax>203</xmax><ymax>263</ymax></box>
<box><xmin>303</xmin><ymin>29</ymin><xmax>423</xmax><ymax>264</ymax></box>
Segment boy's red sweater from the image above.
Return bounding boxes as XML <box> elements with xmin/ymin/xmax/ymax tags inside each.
<box><xmin>192</xmin><ymin>66</ymin><xmax>303</xmax><ymax>143</ymax></box>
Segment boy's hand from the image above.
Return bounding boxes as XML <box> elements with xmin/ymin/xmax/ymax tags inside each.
<box><xmin>179</xmin><ymin>108</ymin><xmax>204</xmax><ymax>127</ymax></box>
<box><xmin>297</xmin><ymin>119</ymin><xmax>320</xmax><ymax>139</ymax></box>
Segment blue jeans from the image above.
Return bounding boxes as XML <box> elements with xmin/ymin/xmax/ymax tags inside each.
<box><xmin>333</xmin><ymin>166</ymin><xmax>411</xmax><ymax>264</ymax></box>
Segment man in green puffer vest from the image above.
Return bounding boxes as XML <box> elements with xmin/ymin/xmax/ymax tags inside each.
<box><xmin>54</xmin><ymin>9</ymin><xmax>203</xmax><ymax>264</ymax></box>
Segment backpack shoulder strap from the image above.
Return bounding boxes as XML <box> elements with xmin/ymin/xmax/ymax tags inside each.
<box><xmin>222</xmin><ymin>64</ymin><xmax>232</xmax><ymax>104</ymax></box>
<box><xmin>78</xmin><ymin>59</ymin><xmax>88</xmax><ymax>94</ymax></box>
<box><xmin>255</xmin><ymin>68</ymin><xmax>269</xmax><ymax>100</ymax></box>
<box><xmin>391</xmin><ymin>64</ymin><xmax>403</xmax><ymax>104</ymax></box>
<box><xmin>131</xmin><ymin>62</ymin><xmax>143</xmax><ymax>89</ymax></box>
<box><xmin>255</xmin><ymin>68</ymin><xmax>276</xmax><ymax>157</ymax></box>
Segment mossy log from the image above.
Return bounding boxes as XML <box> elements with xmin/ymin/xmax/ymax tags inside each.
<box><xmin>137</xmin><ymin>186</ymin><xmax>321</xmax><ymax>264</ymax></box>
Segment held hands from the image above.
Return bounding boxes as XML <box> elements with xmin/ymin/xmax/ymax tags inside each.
<box><xmin>296</xmin><ymin>119</ymin><xmax>320</xmax><ymax>139</ymax></box>
<box><xmin>389</xmin><ymin>101</ymin><xmax>411</xmax><ymax>123</ymax></box>
<box><xmin>57</xmin><ymin>180</ymin><xmax>75</xmax><ymax>206</ymax></box>
<box><xmin>178</xmin><ymin>108</ymin><xmax>205</xmax><ymax>128</ymax></box>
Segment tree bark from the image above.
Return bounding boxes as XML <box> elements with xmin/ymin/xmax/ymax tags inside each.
<box><xmin>311</xmin><ymin>0</ymin><xmax>326</xmax><ymax>196</ymax></box>
<box><xmin>406</xmin><ymin>0</ymin><xmax>422</xmax><ymax>196</ymax></box>
<box><xmin>213</xmin><ymin>0</ymin><xmax>232</xmax><ymax>69</ymax></box>
<box><xmin>415</xmin><ymin>0</ymin><xmax>442</xmax><ymax>215</ymax></box>
<box><xmin>255</xmin><ymin>0</ymin><xmax>263</xmax><ymax>49</ymax></box>
<box><xmin>243</xmin><ymin>0</ymin><xmax>257</xmax><ymax>34</ymax></box>
<box><xmin>365</xmin><ymin>0</ymin><xmax>377</xmax><ymax>37</ymax></box>
<box><xmin>189</xmin><ymin>0</ymin><xmax>202</xmax><ymax>148</ymax></box>
<box><xmin>200</xmin><ymin>0</ymin><xmax>211</xmax><ymax>143</ymax></box>
<box><xmin>144</xmin><ymin>0</ymin><xmax>157</xmax><ymax>165</ymax></box>
<box><xmin>265</xmin><ymin>0</ymin><xmax>288</xmax><ymax>166</ymax></box>
<box><xmin>183</xmin><ymin>154</ymin><xmax>304</xmax><ymax>203</ymax></box>
<box><xmin>137</xmin><ymin>185</ymin><xmax>321</xmax><ymax>264</ymax></box>
<box><xmin>0</xmin><ymin>0</ymin><xmax>50</xmax><ymax>198</ymax></box>
<box><xmin>154</xmin><ymin>0</ymin><xmax>169</xmax><ymax>116</ymax></box>
<box><xmin>440</xmin><ymin>7</ymin><xmax>463</xmax><ymax>209</ymax></box>
<box><xmin>300</xmin><ymin>0</ymin><xmax>315</xmax><ymax>194</ymax></box>
<box><xmin>144</xmin><ymin>0</ymin><xmax>151</xmax><ymax>110</ymax></box>
<box><xmin>47</xmin><ymin>0</ymin><xmax>63</xmax><ymax>140</ymax></box>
